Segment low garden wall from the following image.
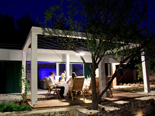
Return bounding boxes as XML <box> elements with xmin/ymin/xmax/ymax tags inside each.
<box><xmin>0</xmin><ymin>96</ymin><xmax>155</xmax><ymax>116</ymax></box>
<box><xmin>78</xmin><ymin>96</ymin><xmax>155</xmax><ymax>116</ymax></box>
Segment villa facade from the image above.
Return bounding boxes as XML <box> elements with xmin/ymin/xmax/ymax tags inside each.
<box><xmin>0</xmin><ymin>26</ymin><xmax>150</xmax><ymax>106</ymax></box>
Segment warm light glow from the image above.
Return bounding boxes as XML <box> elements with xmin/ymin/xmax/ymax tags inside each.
<box><xmin>78</xmin><ymin>37</ymin><xmax>82</xmax><ymax>39</ymax></box>
<box><xmin>75</xmin><ymin>52</ymin><xmax>85</xmax><ymax>56</ymax></box>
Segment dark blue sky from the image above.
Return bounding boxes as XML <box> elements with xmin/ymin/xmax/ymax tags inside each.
<box><xmin>0</xmin><ymin>0</ymin><xmax>155</xmax><ymax>22</ymax></box>
<box><xmin>0</xmin><ymin>0</ymin><xmax>61</xmax><ymax>22</ymax></box>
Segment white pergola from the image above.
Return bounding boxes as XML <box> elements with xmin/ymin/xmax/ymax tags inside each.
<box><xmin>22</xmin><ymin>26</ymin><xmax>150</xmax><ymax>106</ymax></box>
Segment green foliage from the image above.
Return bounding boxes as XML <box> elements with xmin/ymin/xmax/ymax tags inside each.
<box><xmin>40</xmin><ymin>0</ymin><xmax>155</xmax><ymax>110</ymax></box>
<box><xmin>148</xmin><ymin>59</ymin><xmax>155</xmax><ymax>75</ymax></box>
<box><xmin>18</xmin><ymin>103</ymin><xmax>30</xmax><ymax>111</ymax></box>
<box><xmin>40</xmin><ymin>0</ymin><xmax>151</xmax><ymax>67</ymax></box>
<box><xmin>135</xmin><ymin>64</ymin><xmax>143</xmax><ymax>81</ymax></box>
<box><xmin>136</xmin><ymin>60</ymin><xmax>155</xmax><ymax>82</ymax></box>
<box><xmin>0</xmin><ymin>101</ymin><xmax>31</xmax><ymax>112</ymax></box>
<box><xmin>19</xmin><ymin>65</ymin><xmax>30</xmax><ymax>101</ymax></box>
<box><xmin>0</xmin><ymin>13</ymin><xmax>38</xmax><ymax>46</ymax></box>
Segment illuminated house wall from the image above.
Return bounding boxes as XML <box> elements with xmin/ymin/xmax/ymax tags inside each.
<box><xmin>26</xmin><ymin>62</ymin><xmax>85</xmax><ymax>82</ymax></box>
<box><xmin>26</xmin><ymin>62</ymin><xmax>56</xmax><ymax>81</ymax></box>
<box><xmin>39</xmin><ymin>68</ymin><xmax>56</xmax><ymax>80</ymax></box>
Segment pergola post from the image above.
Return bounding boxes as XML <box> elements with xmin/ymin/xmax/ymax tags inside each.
<box><xmin>66</xmin><ymin>54</ymin><xmax>70</xmax><ymax>79</ymax></box>
<box><xmin>99</xmin><ymin>57</ymin><xmax>106</xmax><ymax>98</ymax></box>
<box><xmin>31</xmin><ymin>33</ymin><xmax>38</xmax><ymax>106</ymax></box>
<box><xmin>56</xmin><ymin>63</ymin><xmax>59</xmax><ymax>76</ymax></box>
<box><xmin>22</xmin><ymin>51</ymin><xmax>26</xmax><ymax>93</ymax></box>
<box><xmin>141</xmin><ymin>51</ymin><xmax>150</xmax><ymax>93</ymax></box>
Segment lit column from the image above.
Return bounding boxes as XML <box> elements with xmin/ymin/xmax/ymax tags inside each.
<box><xmin>66</xmin><ymin>54</ymin><xmax>70</xmax><ymax>79</ymax></box>
<box><xmin>31</xmin><ymin>33</ymin><xmax>38</xmax><ymax>106</ymax></box>
<box><xmin>22</xmin><ymin>51</ymin><xmax>26</xmax><ymax>93</ymax></box>
<box><xmin>56</xmin><ymin>63</ymin><xmax>59</xmax><ymax>76</ymax></box>
<box><xmin>112</xmin><ymin>63</ymin><xmax>118</xmax><ymax>87</ymax></box>
<box><xmin>141</xmin><ymin>51</ymin><xmax>150</xmax><ymax>93</ymax></box>
<box><xmin>99</xmin><ymin>57</ymin><xmax>106</xmax><ymax>98</ymax></box>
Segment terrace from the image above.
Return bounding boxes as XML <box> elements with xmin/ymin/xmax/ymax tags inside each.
<box><xmin>26</xmin><ymin>90</ymin><xmax>148</xmax><ymax>109</ymax></box>
<box><xmin>21</xmin><ymin>26</ymin><xmax>150</xmax><ymax>108</ymax></box>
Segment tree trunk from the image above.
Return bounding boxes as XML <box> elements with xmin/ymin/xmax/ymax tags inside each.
<box><xmin>91</xmin><ymin>65</ymin><xmax>98</xmax><ymax>110</ymax></box>
<box><xmin>93</xmin><ymin>98</ymin><xmax>98</xmax><ymax>110</ymax></box>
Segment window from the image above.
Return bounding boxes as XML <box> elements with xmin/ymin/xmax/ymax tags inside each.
<box><xmin>71</xmin><ymin>64</ymin><xmax>84</xmax><ymax>76</ymax></box>
<box><xmin>58</xmin><ymin>63</ymin><xmax>84</xmax><ymax>76</ymax></box>
<box><xmin>59</xmin><ymin>63</ymin><xmax>66</xmax><ymax>75</ymax></box>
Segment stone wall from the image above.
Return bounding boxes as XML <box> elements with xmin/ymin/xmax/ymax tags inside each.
<box><xmin>0</xmin><ymin>106</ymin><xmax>80</xmax><ymax>116</ymax></box>
<box><xmin>0</xmin><ymin>96</ymin><xmax>154</xmax><ymax>116</ymax></box>
<box><xmin>78</xmin><ymin>96</ymin><xmax>155</xmax><ymax>116</ymax></box>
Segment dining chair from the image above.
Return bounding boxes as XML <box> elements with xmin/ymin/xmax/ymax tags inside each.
<box><xmin>44</xmin><ymin>77</ymin><xmax>61</xmax><ymax>99</ymax></box>
<box><xmin>67</xmin><ymin>77</ymin><xmax>85</xmax><ymax>101</ymax></box>
<box><xmin>84</xmin><ymin>77</ymin><xmax>99</xmax><ymax>99</ymax></box>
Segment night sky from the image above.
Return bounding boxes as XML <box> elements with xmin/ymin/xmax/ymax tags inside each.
<box><xmin>0</xmin><ymin>0</ymin><xmax>155</xmax><ymax>23</ymax></box>
<box><xmin>0</xmin><ymin>0</ymin><xmax>62</xmax><ymax>22</ymax></box>
<box><xmin>0</xmin><ymin>0</ymin><xmax>155</xmax><ymax>49</ymax></box>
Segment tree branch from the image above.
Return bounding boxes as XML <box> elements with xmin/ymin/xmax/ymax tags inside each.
<box><xmin>80</xmin><ymin>56</ymin><xmax>91</xmax><ymax>75</ymax></box>
<box><xmin>97</xmin><ymin>46</ymin><xmax>144</xmax><ymax>103</ymax></box>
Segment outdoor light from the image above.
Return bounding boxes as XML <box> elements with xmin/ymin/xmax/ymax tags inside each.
<box><xmin>75</xmin><ymin>52</ymin><xmax>85</xmax><ymax>56</ymax></box>
<box><xmin>78</xmin><ymin>37</ymin><xmax>82</xmax><ymax>39</ymax></box>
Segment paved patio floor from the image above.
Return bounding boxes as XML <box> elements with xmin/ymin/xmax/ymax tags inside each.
<box><xmin>27</xmin><ymin>90</ymin><xmax>149</xmax><ymax>109</ymax></box>
<box><xmin>1</xmin><ymin>89</ymin><xmax>154</xmax><ymax>109</ymax></box>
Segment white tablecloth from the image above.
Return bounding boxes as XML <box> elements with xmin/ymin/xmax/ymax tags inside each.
<box><xmin>59</xmin><ymin>82</ymin><xmax>68</xmax><ymax>96</ymax></box>
<box><xmin>83</xmin><ymin>78</ymin><xmax>91</xmax><ymax>89</ymax></box>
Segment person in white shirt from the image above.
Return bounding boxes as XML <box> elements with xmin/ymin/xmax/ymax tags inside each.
<box><xmin>48</xmin><ymin>72</ymin><xmax>64</xmax><ymax>98</ymax></box>
<box><xmin>48</xmin><ymin>72</ymin><xmax>60</xmax><ymax>85</ymax></box>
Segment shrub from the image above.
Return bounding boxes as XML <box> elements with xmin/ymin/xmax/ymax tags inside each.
<box><xmin>19</xmin><ymin>65</ymin><xmax>30</xmax><ymax>101</ymax></box>
<box><xmin>0</xmin><ymin>101</ymin><xmax>31</xmax><ymax>112</ymax></box>
<box><xmin>135</xmin><ymin>64</ymin><xmax>143</xmax><ymax>82</ymax></box>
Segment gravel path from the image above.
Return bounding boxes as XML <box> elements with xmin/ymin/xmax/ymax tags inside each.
<box><xmin>0</xmin><ymin>93</ymin><xmax>22</xmax><ymax>103</ymax></box>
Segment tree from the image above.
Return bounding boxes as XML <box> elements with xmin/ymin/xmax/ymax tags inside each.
<box><xmin>144</xmin><ymin>21</ymin><xmax>155</xmax><ymax>76</ymax></box>
<box><xmin>40</xmin><ymin>0</ymin><xmax>154</xmax><ymax>110</ymax></box>
<box><xmin>0</xmin><ymin>14</ymin><xmax>16</xmax><ymax>44</ymax></box>
<box><xmin>16</xmin><ymin>13</ymin><xmax>39</xmax><ymax>45</ymax></box>
<box><xmin>0</xmin><ymin>13</ymin><xmax>39</xmax><ymax>48</ymax></box>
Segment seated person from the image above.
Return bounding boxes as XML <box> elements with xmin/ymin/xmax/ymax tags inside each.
<box><xmin>58</xmin><ymin>73</ymin><xmax>68</xmax><ymax>96</ymax></box>
<box><xmin>67</xmin><ymin>72</ymin><xmax>81</xmax><ymax>95</ymax></box>
<box><xmin>48</xmin><ymin>72</ymin><xmax>64</xmax><ymax>98</ymax></box>
<box><xmin>59</xmin><ymin>73</ymin><xmax>65</xmax><ymax>82</ymax></box>
<box><xmin>67</xmin><ymin>72</ymin><xmax>77</xmax><ymax>90</ymax></box>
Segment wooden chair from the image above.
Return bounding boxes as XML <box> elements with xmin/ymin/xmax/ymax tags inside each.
<box><xmin>67</xmin><ymin>77</ymin><xmax>85</xmax><ymax>101</ymax></box>
<box><xmin>84</xmin><ymin>77</ymin><xmax>99</xmax><ymax>99</ymax></box>
<box><xmin>106</xmin><ymin>77</ymin><xmax>113</xmax><ymax>98</ymax></box>
<box><xmin>44</xmin><ymin>77</ymin><xmax>61</xmax><ymax>99</ymax></box>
